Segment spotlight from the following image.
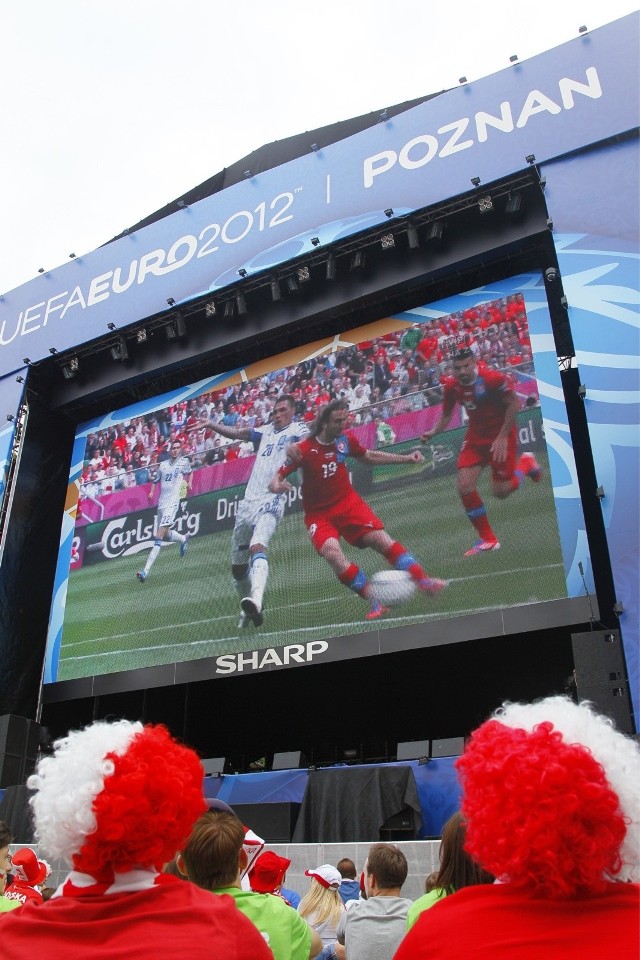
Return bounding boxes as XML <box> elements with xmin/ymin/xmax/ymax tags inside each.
<box><xmin>16</xmin><ymin>376</ymin><xmax>24</xmax><ymax>384</ymax></box>
<box><xmin>544</xmin><ymin>267</ymin><xmax>558</xmax><ymax>283</ymax></box>
<box><xmin>379</xmin><ymin>109</ymin><xmax>388</xmax><ymax>122</ymax></box>
<box><xmin>205</xmin><ymin>301</ymin><xmax>216</xmax><ymax>318</ymax></box>
<box><xmin>49</xmin><ymin>347</ymin><xmax>58</xmax><ymax>355</ymax></box>
<box><xmin>311</xmin><ymin>236</ymin><xmax>320</xmax><ymax>246</ymax></box>
<box><xmin>505</xmin><ymin>192</ymin><xmax>522</xmax><ymax>216</ymax></box>
<box><xmin>110</xmin><ymin>337</ymin><xmax>129</xmax><ymax>362</ymax></box>
<box><xmin>407</xmin><ymin>224</ymin><xmax>419</xmax><ymax>249</ymax></box>
<box><xmin>471</xmin><ymin>176</ymin><xmax>481</xmax><ymax>187</ymax></box>
<box><xmin>235</xmin><ymin>291</ymin><xmax>247</xmax><ymax>316</ymax></box>
<box><xmin>238</xmin><ymin>268</ymin><xmax>247</xmax><ymax>278</ymax></box>
<box><xmin>577</xmin><ymin>384</ymin><xmax>587</xmax><ymax>399</ymax></box>
<box><xmin>6</xmin><ymin>414</ymin><xmax>15</xmax><ymax>422</ymax></box>
<box><xmin>579</xmin><ymin>25</ymin><xmax>588</xmax><ymax>34</ymax></box>
<box><xmin>349</xmin><ymin>250</ymin><xmax>365</xmax><ymax>271</ymax></box>
<box><xmin>23</xmin><ymin>358</ymin><xmax>31</xmax><ymax>365</ymax></box>
<box><xmin>62</xmin><ymin>357</ymin><xmax>79</xmax><ymax>380</ymax></box>
<box><xmin>136</xmin><ymin>328</ymin><xmax>148</xmax><ymax>343</ymax></box>
<box><xmin>69</xmin><ymin>252</ymin><xmax>76</xmax><ymax>259</ymax></box>
<box><xmin>426</xmin><ymin>221</ymin><xmax>443</xmax><ymax>242</ymax></box>
<box><xmin>325</xmin><ymin>253</ymin><xmax>336</xmax><ymax>281</ymax></box>
<box><xmin>244</xmin><ymin>170</ymin><xmax>252</xmax><ymax>179</ymax></box>
<box><xmin>166</xmin><ymin>314</ymin><xmax>186</xmax><ymax>340</ymax></box>
<box><xmin>286</xmin><ymin>275</ymin><xmax>299</xmax><ymax>294</ymax></box>
<box><xmin>167</xmin><ymin>297</ymin><xmax>176</xmax><ymax>306</ymax></box>
<box><xmin>546</xmin><ymin>218</ymin><xmax>554</xmax><ymax>230</ymax></box>
<box><xmin>310</xmin><ymin>143</ymin><xmax>319</xmax><ymax>152</ymax></box>
<box><xmin>176</xmin><ymin>199</ymin><xmax>187</xmax><ymax>208</ymax></box>
<box><xmin>380</xmin><ymin>233</ymin><xmax>395</xmax><ymax>250</ymax></box>
<box><xmin>38</xmin><ymin>267</ymin><xmax>45</xmax><ymax>274</ymax></box>
<box><xmin>296</xmin><ymin>266</ymin><xmax>310</xmax><ymax>282</ymax></box>
<box><xmin>223</xmin><ymin>300</ymin><xmax>235</xmax><ymax>319</ymax></box>
<box><xmin>478</xmin><ymin>195</ymin><xmax>493</xmax><ymax>214</ymax></box>
<box><xmin>526</xmin><ymin>154</ymin><xmax>536</xmax><ymax>165</ymax></box>
<box><xmin>270</xmin><ymin>277</ymin><xmax>282</xmax><ymax>302</ymax></box>
<box><xmin>509</xmin><ymin>54</ymin><xmax>518</xmax><ymax>63</ymax></box>
<box><xmin>107</xmin><ymin>323</ymin><xmax>116</xmax><ymax>331</ymax></box>
<box><xmin>384</xmin><ymin>208</ymin><xmax>394</xmax><ymax>218</ymax></box>
<box><xmin>458</xmin><ymin>76</ymin><xmax>467</xmax><ymax>84</ymax></box>
<box><xmin>596</xmin><ymin>485</ymin><xmax>605</xmax><ymax>500</ymax></box>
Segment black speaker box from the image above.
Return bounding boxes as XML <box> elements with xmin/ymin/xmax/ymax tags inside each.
<box><xmin>379</xmin><ymin>806</ymin><xmax>419</xmax><ymax>840</ymax></box>
<box><xmin>0</xmin><ymin>715</ymin><xmax>40</xmax><ymax>788</ymax></box>
<box><xmin>396</xmin><ymin>739</ymin><xmax>430</xmax><ymax>761</ymax></box>
<box><xmin>431</xmin><ymin>736</ymin><xmax>465</xmax><ymax>758</ymax></box>
<box><xmin>233</xmin><ymin>802</ymin><xmax>301</xmax><ymax>842</ymax></box>
<box><xmin>571</xmin><ymin>630</ymin><xmax>634</xmax><ymax>734</ymax></box>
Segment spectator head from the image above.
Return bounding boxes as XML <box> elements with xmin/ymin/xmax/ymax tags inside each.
<box><xmin>179</xmin><ymin>810</ymin><xmax>245</xmax><ymax>891</ymax></box>
<box><xmin>304</xmin><ymin>864</ymin><xmax>341</xmax><ymax>890</ymax></box>
<box><xmin>365</xmin><ymin>843</ymin><xmax>408</xmax><ymax>894</ymax></box>
<box><xmin>457</xmin><ymin>695</ymin><xmax>640</xmax><ymax>898</ymax></box>
<box><xmin>337</xmin><ymin>857</ymin><xmax>357</xmax><ymax>880</ymax></box>
<box><xmin>433</xmin><ymin>811</ymin><xmax>494</xmax><ymax>895</ymax></box>
<box><xmin>28</xmin><ymin>720</ymin><xmax>206</xmax><ymax>878</ymax></box>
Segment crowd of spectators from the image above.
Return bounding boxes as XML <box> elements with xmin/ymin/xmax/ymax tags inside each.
<box><xmin>79</xmin><ymin>295</ymin><xmax>534</xmax><ymax>501</ymax></box>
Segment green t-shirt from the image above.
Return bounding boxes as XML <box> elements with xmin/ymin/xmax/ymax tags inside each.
<box><xmin>406</xmin><ymin>886</ymin><xmax>450</xmax><ymax>929</ymax></box>
<box><xmin>0</xmin><ymin>897</ymin><xmax>21</xmax><ymax>913</ymax></box>
<box><xmin>215</xmin><ymin>886</ymin><xmax>311</xmax><ymax>960</ymax></box>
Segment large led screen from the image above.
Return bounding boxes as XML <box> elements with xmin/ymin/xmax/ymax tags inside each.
<box><xmin>44</xmin><ymin>272</ymin><xmax>587</xmax><ymax>687</ymax></box>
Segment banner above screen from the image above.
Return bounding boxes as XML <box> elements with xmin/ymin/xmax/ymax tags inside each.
<box><xmin>0</xmin><ymin>14</ymin><xmax>637</xmax><ymax>375</ymax></box>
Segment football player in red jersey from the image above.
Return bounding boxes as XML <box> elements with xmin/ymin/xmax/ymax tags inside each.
<box><xmin>421</xmin><ymin>348</ymin><xmax>541</xmax><ymax>556</ymax></box>
<box><xmin>270</xmin><ymin>399</ymin><xmax>446</xmax><ymax>620</ymax></box>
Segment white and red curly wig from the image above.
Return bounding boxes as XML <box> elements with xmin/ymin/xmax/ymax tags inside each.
<box><xmin>456</xmin><ymin>696</ymin><xmax>639</xmax><ymax>897</ymax></box>
<box><xmin>28</xmin><ymin>720</ymin><xmax>206</xmax><ymax>878</ymax></box>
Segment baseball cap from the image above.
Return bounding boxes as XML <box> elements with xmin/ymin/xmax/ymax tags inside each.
<box><xmin>305</xmin><ymin>864</ymin><xmax>342</xmax><ymax>889</ymax></box>
<box><xmin>250</xmin><ymin>851</ymin><xmax>291</xmax><ymax>893</ymax></box>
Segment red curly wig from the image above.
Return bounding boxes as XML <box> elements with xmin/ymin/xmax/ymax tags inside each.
<box><xmin>74</xmin><ymin>724</ymin><xmax>206</xmax><ymax>877</ymax></box>
<box><xmin>457</xmin><ymin>718</ymin><xmax>626</xmax><ymax>897</ymax></box>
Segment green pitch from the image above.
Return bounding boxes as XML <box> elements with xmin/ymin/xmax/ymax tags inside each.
<box><xmin>59</xmin><ymin>447</ymin><xmax>567</xmax><ymax>680</ymax></box>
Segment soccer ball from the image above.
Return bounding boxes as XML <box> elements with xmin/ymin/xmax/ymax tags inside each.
<box><xmin>369</xmin><ymin>570</ymin><xmax>417</xmax><ymax>607</ymax></box>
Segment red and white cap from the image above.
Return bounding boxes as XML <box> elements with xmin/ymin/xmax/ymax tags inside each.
<box><xmin>305</xmin><ymin>864</ymin><xmax>342</xmax><ymax>889</ymax></box>
<box><xmin>11</xmin><ymin>848</ymin><xmax>47</xmax><ymax>886</ymax></box>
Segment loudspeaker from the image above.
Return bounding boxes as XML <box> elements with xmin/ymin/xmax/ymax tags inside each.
<box><xmin>0</xmin><ymin>715</ymin><xmax>41</xmax><ymax>788</ymax></box>
<box><xmin>431</xmin><ymin>736</ymin><xmax>465</xmax><ymax>758</ymax></box>
<box><xmin>271</xmin><ymin>751</ymin><xmax>308</xmax><ymax>770</ymax></box>
<box><xmin>571</xmin><ymin>630</ymin><xmax>634</xmax><ymax>734</ymax></box>
<box><xmin>233</xmin><ymin>802</ymin><xmax>301</xmax><ymax>842</ymax></box>
<box><xmin>379</xmin><ymin>806</ymin><xmax>419</xmax><ymax>840</ymax></box>
<box><xmin>201</xmin><ymin>757</ymin><xmax>232</xmax><ymax>777</ymax></box>
<box><xmin>396</xmin><ymin>739</ymin><xmax>430</xmax><ymax>761</ymax></box>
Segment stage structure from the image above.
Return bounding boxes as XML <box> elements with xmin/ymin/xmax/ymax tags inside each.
<box><xmin>0</xmin><ymin>16</ymin><xmax>637</xmax><ymax>775</ymax></box>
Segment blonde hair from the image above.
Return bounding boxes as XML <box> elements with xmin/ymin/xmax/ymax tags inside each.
<box><xmin>298</xmin><ymin>878</ymin><xmax>344</xmax><ymax>930</ymax></box>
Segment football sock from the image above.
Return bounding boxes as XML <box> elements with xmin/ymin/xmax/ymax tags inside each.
<box><xmin>144</xmin><ymin>539</ymin><xmax>163</xmax><ymax>574</ymax></box>
<box><xmin>168</xmin><ymin>529</ymin><xmax>187</xmax><ymax>544</ymax></box>
<box><xmin>249</xmin><ymin>552</ymin><xmax>269</xmax><ymax>608</ymax></box>
<box><xmin>461</xmin><ymin>491</ymin><xmax>496</xmax><ymax>541</ymax></box>
<box><xmin>339</xmin><ymin>563</ymin><xmax>370</xmax><ymax>598</ymax></box>
<box><xmin>384</xmin><ymin>541</ymin><xmax>427</xmax><ymax>583</ymax></box>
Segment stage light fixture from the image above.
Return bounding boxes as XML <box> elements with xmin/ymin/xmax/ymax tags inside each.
<box><xmin>349</xmin><ymin>250</ymin><xmax>365</xmax><ymax>271</ymax></box>
<box><xmin>7</xmin><ymin>414</ymin><xmax>15</xmax><ymax>422</ymax></box>
<box><xmin>296</xmin><ymin>266</ymin><xmax>310</xmax><ymax>282</ymax></box>
<box><xmin>107</xmin><ymin>322</ymin><xmax>116</xmax><ymax>331</ymax></box>
<box><xmin>286</xmin><ymin>275</ymin><xmax>299</xmax><ymax>294</ymax></box>
<box><xmin>546</xmin><ymin>218</ymin><xmax>554</xmax><ymax>230</ymax></box>
<box><xmin>325</xmin><ymin>253</ymin><xmax>336</xmax><ymax>281</ymax></box>
<box><xmin>22</xmin><ymin>358</ymin><xmax>31</xmax><ymax>366</ymax></box>
<box><xmin>235</xmin><ymin>291</ymin><xmax>247</xmax><ymax>316</ymax></box>
<box><xmin>270</xmin><ymin>277</ymin><xmax>282</xmax><ymax>302</ymax></box>
<box><xmin>458</xmin><ymin>76</ymin><xmax>467</xmax><ymax>84</ymax></box>
<box><xmin>205</xmin><ymin>301</ymin><xmax>216</xmax><ymax>318</ymax></box>
<box><xmin>238</xmin><ymin>268</ymin><xmax>247</xmax><ymax>278</ymax></box>
<box><xmin>577</xmin><ymin>384</ymin><xmax>587</xmax><ymax>399</ymax></box>
<box><xmin>380</xmin><ymin>232</ymin><xmax>395</xmax><ymax>250</ymax></box>
<box><xmin>384</xmin><ymin>208</ymin><xmax>394</xmax><ymax>218</ymax></box>
<box><xmin>69</xmin><ymin>252</ymin><xmax>76</xmax><ymax>259</ymax></box>
<box><xmin>526</xmin><ymin>154</ymin><xmax>536</xmax><ymax>165</ymax></box>
<box><xmin>16</xmin><ymin>376</ymin><xmax>24</xmax><ymax>384</ymax></box>
<box><xmin>110</xmin><ymin>337</ymin><xmax>129</xmax><ymax>362</ymax></box>
<box><xmin>136</xmin><ymin>328</ymin><xmax>148</xmax><ymax>343</ymax></box>
<box><xmin>596</xmin><ymin>485</ymin><xmax>605</xmax><ymax>500</ymax></box>
<box><xmin>426</xmin><ymin>221</ymin><xmax>443</xmax><ymax>242</ymax></box>
<box><xmin>509</xmin><ymin>54</ymin><xmax>519</xmax><ymax>63</ymax></box>
<box><xmin>505</xmin><ymin>192</ymin><xmax>523</xmax><ymax>216</ymax></box>
<box><xmin>49</xmin><ymin>347</ymin><xmax>58</xmax><ymax>355</ymax></box>
<box><xmin>311</xmin><ymin>236</ymin><xmax>320</xmax><ymax>246</ymax></box>
<box><xmin>244</xmin><ymin>170</ymin><xmax>252</xmax><ymax>179</ymax></box>
<box><xmin>471</xmin><ymin>176</ymin><xmax>481</xmax><ymax>187</ymax></box>
<box><xmin>379</xmin><ymin>109</ymin><xmax>388</xmax><ymax>122</ymax></box>
<box><xmin>407</xmin><ymin>224</ymin><xmax>420</xmax><ymax>249</ymax></box>
<box><xmin>176</xmin><ymin>199</ymin><xmax>187</xmax><ymax>208</ymax></box>
<box><xmin>167</xmin><ymin>297</ymin><xmax>176</xmax><ymax>306</ymax></box>
<box><xmin>311</xmin><ymin>143</ymin><xmax>319</xmax><ymax>152</ymax></box>
<box><xmin>166</xmin><ymin>314</ymin><xmax>186</xmax><ymax>340</ymax></box>
<box><xmin>223</xmin><ymin>300</ymin><xmax>235</xmax><ymax>319</ymax></box>
<box><xmin>62</xmin><ymin>357</ymin><xmax>79</xmax><ymax>380</ymax></box>
<box><xmin>579</xmin><ymin>25</ymin><xmax>588</xmax><ymax>33</ymax></box>
<box><xmin>38</xmin><ymin>267</ymin><xmax>45</xmax><ymax>274</ymax></box>
<box><xmin>539</xmin><ymin>176</ymin><xmax>547</xmax><ymax>190</ymax></box>
<box><xmin>478</xmin><ymin>195</ymin><xmax>494</xmax><ymax>214</ymax></box>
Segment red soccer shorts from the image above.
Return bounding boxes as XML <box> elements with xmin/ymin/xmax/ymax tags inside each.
<box><xmin>305</xmin><ymin>493</ymin><xmax>384</xmax><ymax>551</ymax></box>
<box><xmin>457</xmin><ymin>428</ymin><xmax>517</xmax><ymax>482</ymax></box>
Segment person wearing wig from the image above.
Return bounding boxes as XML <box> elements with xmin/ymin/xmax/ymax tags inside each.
<box><xmin>406</xmin><ymin>811</ymin><xmax>494</xmax><ymax>929</ymax></box>
<box><xmin>0</xmin><ymin>720</ymin><xmax>271</xmax><ymax>960</ymax></box>
<box><xmin>394</xmin><ymin>697</ymin><xmax>640</xmax><ymax>960</ymax></box>
<box><xmin>393</xmin><ymin>696</ymin><xmax>640</xmax><ymax>959</ymax></box>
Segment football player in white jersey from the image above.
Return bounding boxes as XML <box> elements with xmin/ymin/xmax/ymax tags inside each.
<box><xmin>136</xmin><ymin>440</ymin><xmax>192</xmax><ymax>582</ymax></box>
<box><xmin>202</xmin><ymin>396</ymin><xmax>308</xmax><ymax>628</ymax></box>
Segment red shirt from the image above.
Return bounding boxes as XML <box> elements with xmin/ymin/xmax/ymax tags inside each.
<box><xmin>393</xmin><ymin>882</ymin><xmax>639</xmax><ymax>960</ymax></box>
<box><xmin>442</xmin><ymin>363</ymin><xmax>515</xmax><ymax>441</ymax></box>
<box><xmin>280</xmin><ymin>432</ymin><xmax>366</xmax><ymax>511</ymax></box>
